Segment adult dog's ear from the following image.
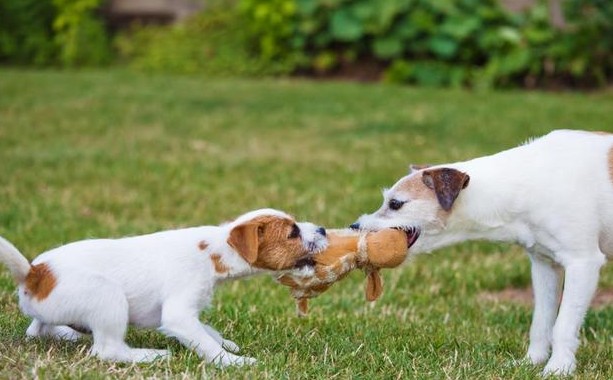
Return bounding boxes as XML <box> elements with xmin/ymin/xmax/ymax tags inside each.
<box><xmin>228</xmin><ymin>223</ymin><xmax>260</xmax><ymax>264</ymax></box>
<box><xmin>409</xmin><ymin>163</ymin><xmax>431</xmax><ymax>174</ymax></box>
<box><xmin>421</xmin><ymin>168</ymin><xmax>470</xmax><ymax>211</ymax></box>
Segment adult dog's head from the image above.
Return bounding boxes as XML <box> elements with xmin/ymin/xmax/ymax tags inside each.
<box><xmin>227</xmin><ymin>209</ymin><xmax>328</xmax><ymax>271</ymax></box>
<box><xmin>351</xmin><ymin>167</ymin><xmax>470</xmax><ymax>237</ymax></box>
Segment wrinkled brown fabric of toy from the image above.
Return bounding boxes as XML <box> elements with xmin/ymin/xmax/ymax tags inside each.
<box><xmin>276</xmin><ymin>228</ymin><xmax>418</xmax><ymax>316</ymax></box>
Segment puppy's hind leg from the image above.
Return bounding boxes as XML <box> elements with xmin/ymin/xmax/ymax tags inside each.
<box><xmin>47</xmin><ymin>272</ymin><xmax>169</xmax><ymax>363</ymax></box>
<box><xmin>26</xmin><ymin>319</ymin><xmax>83</xmax><ymax>341</ymax></box>
<box><xmin>525</xmin><ymin>252</ymin><xmax>562</xmax><ymax>365</ymax></box>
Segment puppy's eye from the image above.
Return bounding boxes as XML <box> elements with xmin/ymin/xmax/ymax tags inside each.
<box><xmin>388</xmin><ymin>199</ymin><xmax>406</xmax><ymax>211</ymax></box>
<box><xmin>288</xmin><ymin>224</ymin><xmax>301</xmax><ymax>239</ymax></box>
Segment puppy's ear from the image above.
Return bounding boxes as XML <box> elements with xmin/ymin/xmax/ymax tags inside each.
<box><xmin>228</xmin><ymin>223</ymin><xmax>260</xmax><ymax>264</ymax></box>
<box><xmin>422</xmin><ymin>168</ymin><xmax>470</xmax><ymax>211</ymax></box>
<box><xmin>409</xmin><ymin>163</ymin><xmax>431</xmax><ymax>174</ymax></box>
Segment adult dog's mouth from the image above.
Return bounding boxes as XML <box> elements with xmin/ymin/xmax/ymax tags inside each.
<box><xmin>394</xmin><ymin>227</ymin><xmax>420</xmax><ymax>249</ymax></box>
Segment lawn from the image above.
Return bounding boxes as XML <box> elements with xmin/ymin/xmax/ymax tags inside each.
<box><xmin>0</xmin><ymin>69</ymin><xmax>611</xmax><ymax>379</ymax></box>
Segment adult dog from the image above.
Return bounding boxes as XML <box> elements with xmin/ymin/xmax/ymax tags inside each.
<box><xmin>0</xmin><ymin>209</ymin><xmax>327</xmax><ymax>366</ymax></box>
<box><xmin>352</xmin><ymin>130</ymin><xmax>612</xmax><ymax>375</ymax></box>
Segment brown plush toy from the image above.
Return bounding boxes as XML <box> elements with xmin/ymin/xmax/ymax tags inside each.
<box><xmin>276</xmin><ymin>228</ymin><xmax>419</xmax><ymax>316</ymax></box>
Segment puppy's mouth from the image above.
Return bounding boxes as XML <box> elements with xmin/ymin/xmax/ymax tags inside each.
<box><xmin>394</xmin><ymin>226</ymin><xmax>421</xmax><ymax>249</ymax></box>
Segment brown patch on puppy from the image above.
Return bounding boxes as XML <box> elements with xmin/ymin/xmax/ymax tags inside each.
<box><xmin>228</xmin><ymin>216</ymin><xmax>308</xmax><ymax>270</ymax></box>
<box><xmin>210</xmin><ymin>254</ymin><xmax>230</xmax><ymax>274</ymax></box>
<box><xmin>198</xmin><ymin>241</ymin><xmax>209</xmax><ymax>251</ymax></box>
<box><xmin>25</xmin><ymin>263</ymin><xmax>56</xmax><ymax>301</ymax></box>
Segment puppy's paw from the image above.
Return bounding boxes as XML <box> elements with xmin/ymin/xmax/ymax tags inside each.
<box><xmin>222</xmin><ymin>339</ymin><xmax>240</xmax><ymax>353</ymax></box>
<box><xmin>51</xmin><ymin>325</ymin><xmax>84</xmax><ymax>341</ymax></box>
<box><xmin>128</xmin><ymin>348</ymin><xmax>170</xmax><ymax>363</ymax></box>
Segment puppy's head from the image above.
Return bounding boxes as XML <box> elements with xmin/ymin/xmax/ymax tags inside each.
<box><xmin>352</xmin><ymin>167</ymin><xmax>470</xmax><ymax>234</ymax></box>
<box><xmin>227</xmin><ymin>209</ymin><xmax>328</xmax><ymax>271</ymax></box>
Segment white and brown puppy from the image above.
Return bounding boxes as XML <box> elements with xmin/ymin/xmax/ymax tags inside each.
<box><xmin>0</xmin><ymin>208</ymin><xmax>327</xmax><ymax>366</ymax></box>
<box><xmin>352</xmin><ymin>130</ymin><xmax>612</xmax><ymax>375</ymax></box>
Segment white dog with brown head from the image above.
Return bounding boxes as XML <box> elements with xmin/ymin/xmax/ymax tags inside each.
<box><xmin>0</xmin><ymin>208</ymin><xmax>327</xmax><ymax>366</ymax></box>
<box><xmin>352</xmin><ymin>130</ymin><xmax>612</xmax><ymax>375</ymax></box>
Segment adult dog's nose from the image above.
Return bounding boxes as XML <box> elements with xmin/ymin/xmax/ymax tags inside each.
<box><xmin>316</xmin><ymin>227</ymin><xmax>326</xmax><ymax>236</ymax></box>
<box><xmin>349</xmin><ymin>222</ymin><xmax>360</xmax><ymax>230</ymax></box>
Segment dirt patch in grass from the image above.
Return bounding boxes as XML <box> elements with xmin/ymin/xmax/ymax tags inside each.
<box><xmin>478</xmin><ymin>288</ymin><xmax>613</xmax><ymax>308</ymax></box>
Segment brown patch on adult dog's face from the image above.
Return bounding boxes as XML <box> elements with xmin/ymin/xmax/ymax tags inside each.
<box><xmin>227</xmin><ymin>215</ymin><xmax>310</xmax><ymax>270</ymax></box>
<box><xmin>422</xmin><ymin>168</ymin><xmax>470</xmax><ymax>211</ymax></box>
<box><xmin>25</xmin><ymin>263</ymin><xmax>56</xmax><ymax>301</ymax></box>
<box><xmin>198</xmin><ymin>241</ymin><xmax>209</xmax><ymax>251</ymax></box>
<box><xmin>210</xmin><ymin>254</ymin><xmax>230</xmax><ymax>274</ymax></box>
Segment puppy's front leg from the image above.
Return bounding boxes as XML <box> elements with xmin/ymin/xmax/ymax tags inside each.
<box><xmin>203</xmin><ymin>324</ymin><xmax>240</xmax><ymax>353</ymax></box>
<box><xmin>544</xmin><ymin>255</ymin><xmax>605</xmax><ymax>375</ymax></box>
<box><xmin>159</xmin><ymin>301</ymin><xmax>255</xmax><ymax>367</ymax></box>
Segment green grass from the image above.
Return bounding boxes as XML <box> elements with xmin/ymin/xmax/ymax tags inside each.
<box><xmin>0</xmin><ymin>69</ymin><xmax>612</xmax><ymax>379</ymax></box>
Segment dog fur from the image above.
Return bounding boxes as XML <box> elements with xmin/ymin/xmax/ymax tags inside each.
<box><xmin>353</xmin><ymin>130</ymin><xmax>613</xmax><ymax>375</ymax></box>
<box><xmin>0</xmin><ymin>208</ymin><xmax>327</xmax><ymax>366</ymax></box>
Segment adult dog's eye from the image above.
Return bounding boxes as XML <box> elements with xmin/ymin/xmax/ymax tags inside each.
<box><xmin>388</xmin><ymin>199</ymin><xmax>406</xmax><ymax>211</ymax></box>
<box><xmin>288</xmin><ymin>224</ymin><xmax>301</xmax><ymax>239</ymax></box>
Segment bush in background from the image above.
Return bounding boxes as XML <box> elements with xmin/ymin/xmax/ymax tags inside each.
<box><xmin>240</xmin><ymin>0</ymin><xmax>612</xmax><ymax>88</ymax></box>
<box><xmin>1</xmin><ymin>0</ymin><xmax>610</xmax><ymax>88</ymax></box>
<box><xmin>0</xmin><ymin>0</ymin><xmax>57</xmax><ymax>65</ymax></box>
<box><xmin>0</xmin><ymin>0</ymin><xmax>110</xmax><ymax>66</ymax></box>
<box><xmin>114</xmin><ymin>5</ymin><xmax>290</xmax><ymax>76</ymax></box>
<box><xmin>52</xmin><ymin>0</ymin><xmax>111</xmax><ymax>66</ymax></box>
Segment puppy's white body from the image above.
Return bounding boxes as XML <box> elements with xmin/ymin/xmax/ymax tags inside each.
<box><xmin>0</xmin><ymin>209</ymin><xmax>327</xmax><ymax>366</ymax></box>
<box><xmin>355</xmin><ymin>130</ymin><xmax>612</xmax><ymax>375</ymax></box>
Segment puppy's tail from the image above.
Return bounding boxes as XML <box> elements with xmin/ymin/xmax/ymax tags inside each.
<box><xmin>0</xmin><ymin>236</ymin><xmax>31</xmax><ymax>283</ymax></box>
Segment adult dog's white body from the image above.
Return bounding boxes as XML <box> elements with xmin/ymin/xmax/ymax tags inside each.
<box><xmin>0</xmin><ymin>209</ymin><xmax>327</xmax><ymax>366</ymax></box>
<box><xmin>354</xmin><ymin>130</ymin><xmax>612</xmax><ymax>375</ymax></box>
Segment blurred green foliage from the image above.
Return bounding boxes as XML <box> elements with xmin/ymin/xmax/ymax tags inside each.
<box><xmin>52</xmin><ymin>0</ymin><xmax>111</xmax><ymax>66</ymax></box>
<box><xmin>0</xmin><ymin>0</ymin><xmax>610</xmax><ymax>88</ymax></box>
<box><xmin>0</xmin><ymin>0</ymin><xmax>110</xmax><ymax>66</ymax></box>
<box><xmin>0</xmin><ymin>0</ymin><xmax>57</xmax><ymax>65</ymax></box>
<box><xmin>114</xmin><ymin>5</ymin><xmax>291</xmax><ymax>76</ymax></box>
<box><xmin>240</xmin><ymin>0</ymin><xmax>612</xmax><ymax>88</ymax></box>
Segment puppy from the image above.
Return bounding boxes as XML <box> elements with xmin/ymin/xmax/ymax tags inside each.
<box><xmin>352</xmin><ymin>130</ymin><xmax>612</xmax><ymax>375</ymax></box>
<box><xmin>0</xmin><ymin>208</ymin><xmax>327</xmax><ymax>366</ymax></box>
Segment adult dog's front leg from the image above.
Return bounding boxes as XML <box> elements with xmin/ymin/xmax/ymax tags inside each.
<box><xmin>543</xmin><ymin>255</ymin><xmax>605</xmax><ymax>375</ymax></box>
<box><xmin>526</xmin><ymin>253</ymin><xmax>562</xmax><ymax>365</ymax></box>
<box><xmin>159</xmin><ymin>302</ymin><xmax>255</xmax><ymax>367</ymax></box>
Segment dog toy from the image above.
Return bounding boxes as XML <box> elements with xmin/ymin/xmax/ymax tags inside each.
<box><xmin>276</xmin><ymin>228</ymin><xmax>418</xmax><ymax>316</ymax></box>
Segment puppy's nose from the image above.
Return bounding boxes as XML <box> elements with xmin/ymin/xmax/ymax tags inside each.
<box><xmin>349</xmin><ymin>222</ymin><xmax>360</xmax><ymax>230</ymax></box>
<box><xmin>316</xmin><ymin>227</ymin><xmax>326</xmax><ymax>236</ymax></box>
